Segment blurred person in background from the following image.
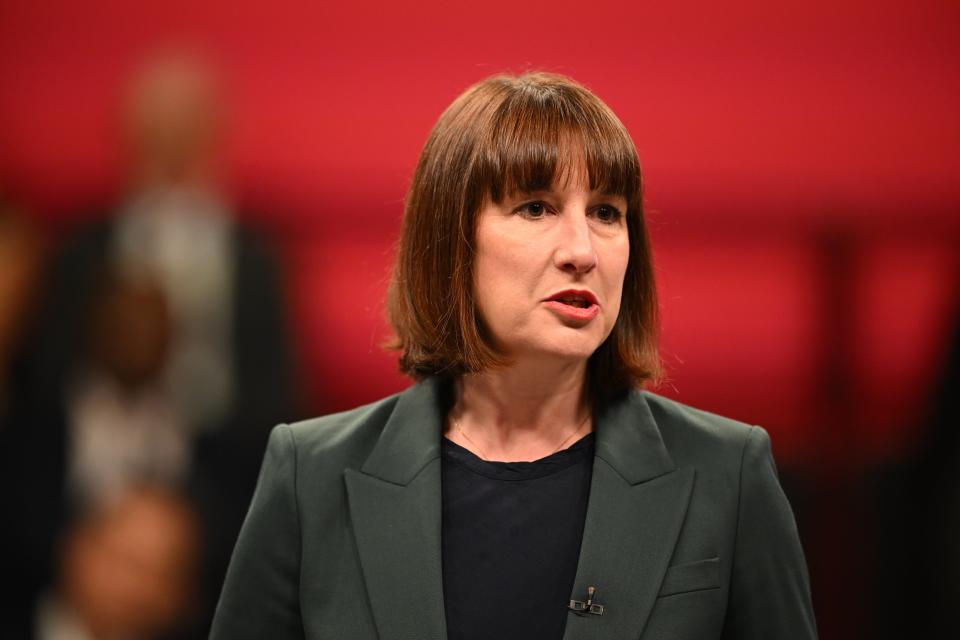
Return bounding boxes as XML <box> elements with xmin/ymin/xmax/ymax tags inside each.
<box><xmin>0</xmin><ymin>191</ymin><xmax>44</xmax><ymax>635</ymax></box>
<box><xmin>921</xmin><ymin>297</ymin><xmax>960</xmax><ymax>631</ymax></box>
<box><xmin>0</xmin><ymin>50</ymin><xmax>297</xmax><ymax>638</ymax></box>
<box><xmin>0</xmin><ymin>192</ymin><xmax>42</xmax><ymax>426</ymax></box>
<box><xmin>66</xmin><ymin>269</ymin><xmax>183</xmax><ymax>507</ymax></box>
<box><xmin>874</xmin><ymin>283</ymin><xmax>960</xmax><ymax>636</ymax></box>
<box><xmin>35</xmin><ymin>485</ymin><xmax>201</xmax><ymax>640</ymax></box>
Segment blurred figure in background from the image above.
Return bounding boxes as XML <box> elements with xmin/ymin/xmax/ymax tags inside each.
<box><xmin>0</xmin><ymin>191</ymin><xmax>44</xmax><ymax>636</ymax></box>
<box><xmin>922</xmin><ymin>296</ymin><xmax>960</xmax><ymax>631</ymax></box>
<box><xmin>0</xmin><ymin>50</ymin><xmax>297</xmax><ymax>638</ymax></box>
<box><xmin>874</xmin><ymin>281</ymin><xmax>960</xmax><ymax>636</ymax></box>
<box><xmin>36</xmin><ymin>486</ymin><xmax>201</xmax><ymax>640</ymax></box>
<box><xmin>0</xmin><ymin>193</ymin><xmax>41</xmax><ymax>427</ymax></box>
<box><xmin>66</xmin><ymin>270</ymin><xmax>182</xmax><ymax>508</ymax></box>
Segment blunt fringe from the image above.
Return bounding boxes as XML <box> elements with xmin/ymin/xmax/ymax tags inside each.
<box><xmin>387</xmin><ymin>71</ymin><xmax>661</xmax><ymax>394</ymax></box>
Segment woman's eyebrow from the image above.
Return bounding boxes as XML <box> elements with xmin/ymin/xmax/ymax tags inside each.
<box><xmin>595</xmin><ymin>189</ymin><xmax>627</xmax><ymax>199</ymax></box>
<box><xmin>511</xmin><ymin>188</ymin><xmax>554</xmax><ymax>196</ymax></box>
<box><xmin>501</xmin><ymin>189</ymin><xmax>554</xmax><ymax>203</ymax></box>
<box><xmin>503</xmin><ymin>188</ymin><xmax>626</xmax><ymax>201</ymax></box>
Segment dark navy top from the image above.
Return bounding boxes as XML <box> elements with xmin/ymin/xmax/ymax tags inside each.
<box><xmin>441</xmin><ymin>432</ymin><xmax>595</xmax><ymax>640</ymax></box>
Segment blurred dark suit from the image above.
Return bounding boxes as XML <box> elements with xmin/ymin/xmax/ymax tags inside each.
<box><xmin>0</xmin><ymin>211</ymin><xmax>297</xmax><ymax>638</ymax></box>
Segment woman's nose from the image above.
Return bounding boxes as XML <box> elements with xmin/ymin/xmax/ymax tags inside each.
<box><xmin>554</xmin><ymin>212</ymin><xmax>597</xmax><ymax>274</ymax></box>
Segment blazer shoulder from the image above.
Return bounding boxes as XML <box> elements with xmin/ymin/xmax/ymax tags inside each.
<box><xmin>639</xmin><ymin>390</ymin><xmax>759</xmax><ymax>467</ymax></box>
<box><xmin>283</xmin><ymin>392</ymin><xmax>404</xmax><ymax>473</ymax></box>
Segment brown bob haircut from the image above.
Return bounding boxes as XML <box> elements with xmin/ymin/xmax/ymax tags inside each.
<box><xmin>387</xmin><ymin>71</ymin><xmax>661</xmax><ymax>394</ymax></box>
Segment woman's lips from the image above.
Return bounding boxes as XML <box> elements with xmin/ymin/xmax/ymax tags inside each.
<box><xmin>543</xmin><ymin>299</ymin><xmax>600</xmax><ymax>323</ymax></box>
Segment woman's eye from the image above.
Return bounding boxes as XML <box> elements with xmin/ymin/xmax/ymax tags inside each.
<box><xmin>516</xmin><ymin>201</ymin><xmax>549</xmax><ymax>219</ymax></box>
<box><xmin>594</xmin><ymin>205</ymin><xmax>623</xmax><ymax>224</ymax></box>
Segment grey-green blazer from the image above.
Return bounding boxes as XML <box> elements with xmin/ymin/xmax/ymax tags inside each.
<box><xmin>210</xmin><ymin>377</ymin><xmax>816</xmax><ymax>639</ymax></box>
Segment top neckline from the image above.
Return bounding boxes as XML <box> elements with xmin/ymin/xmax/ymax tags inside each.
<box><xmin>441</xmin><ymin>432</ymin><xmax>595</xmax><ymax>481</ymax></box>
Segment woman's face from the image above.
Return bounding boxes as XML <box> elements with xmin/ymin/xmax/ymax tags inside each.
<box><xmin>473</xmin><ymin>170</ymin><xmax>630</xmax><ymax>365</ymax></box>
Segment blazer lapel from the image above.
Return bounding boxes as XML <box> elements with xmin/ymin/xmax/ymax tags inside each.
<box><xmin>562</xmin><ymin>391</ymin><xmax>695</xmax><ymax>640</ymax></box>
<box><xmin>344</xmin><ymin>378</ymin><xmax>449</xmax><ymax>640</ymax></box>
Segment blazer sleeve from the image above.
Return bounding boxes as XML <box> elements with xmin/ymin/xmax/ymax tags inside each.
<box><xmin>721</xmin><ymin>426</ymin><xmax>818</xmax><ymax>639</ymax></box>
<box><xmin>210</xmin><ymin>424</ymin><xmax>305</xmax><ymax>640</ymax></box>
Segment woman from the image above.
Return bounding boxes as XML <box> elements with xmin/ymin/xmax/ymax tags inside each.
<box><xmin>211</xmin><ymin>72</ymin><xmax>817</xmax><ymax>640</ymax></box>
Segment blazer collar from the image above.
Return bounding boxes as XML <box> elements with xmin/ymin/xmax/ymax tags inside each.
<box><xmin>347</xmin><ymin>377</ymin><xmax>691</xmax><ymax>640</ymax></box>
<box><xmin>358</xmin><ymin>376</ymin><xmax>451</xmax><ymax>485</ymax></box>
<box><xmin>593</xmin><ymin>386</ymin><xmax>676</xmax><ymax>484</ymax></box>
<box><xmin>359</xmin><ymin>376</ymin><xmax>676</xmax><ymax>486</ymax></box>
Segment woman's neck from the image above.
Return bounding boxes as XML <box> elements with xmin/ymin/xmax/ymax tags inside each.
<box><xmin>447</xmin><ymin>359</ymin><xmax>592</xmax><ymax>462</ymax></box>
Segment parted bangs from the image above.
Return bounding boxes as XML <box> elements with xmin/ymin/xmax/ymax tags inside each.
<box><xmin>474</xmin><ymin>79</ymin><xmax>642</xmax><ymax>206</ymax></box>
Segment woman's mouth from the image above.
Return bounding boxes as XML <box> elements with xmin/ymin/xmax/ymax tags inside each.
<box><xmin>553</xmin><ymin>296</ymin><xmax>592</xmax><ymax>308</ymax></box>
<box><xmin>543</xmin><ymin>290</ymin><xmax>600</xmax><ymax>323</ymax></box>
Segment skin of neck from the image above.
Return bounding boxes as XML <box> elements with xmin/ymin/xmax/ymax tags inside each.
<box><xmin>448</xmin><ymin>357</ymin><xmax>593</xmax><ymax>462</ymax></box>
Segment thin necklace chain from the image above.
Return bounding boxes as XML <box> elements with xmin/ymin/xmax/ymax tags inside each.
<box><xmin>452</xmin><ymin>410</ymin><xmax>592</xmax><ymax>461</ymax></box>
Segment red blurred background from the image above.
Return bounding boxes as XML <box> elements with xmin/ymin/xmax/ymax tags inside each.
<box><xmin>1</xmin><ymin>1</ymin><xmax>958</xmax><ymax>638</ymax></box>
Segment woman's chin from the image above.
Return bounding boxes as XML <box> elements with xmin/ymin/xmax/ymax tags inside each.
<box><xmin>515</xmin><ymin>337</ymin><xmax>603</xmax><ymax>365</ymax></box>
